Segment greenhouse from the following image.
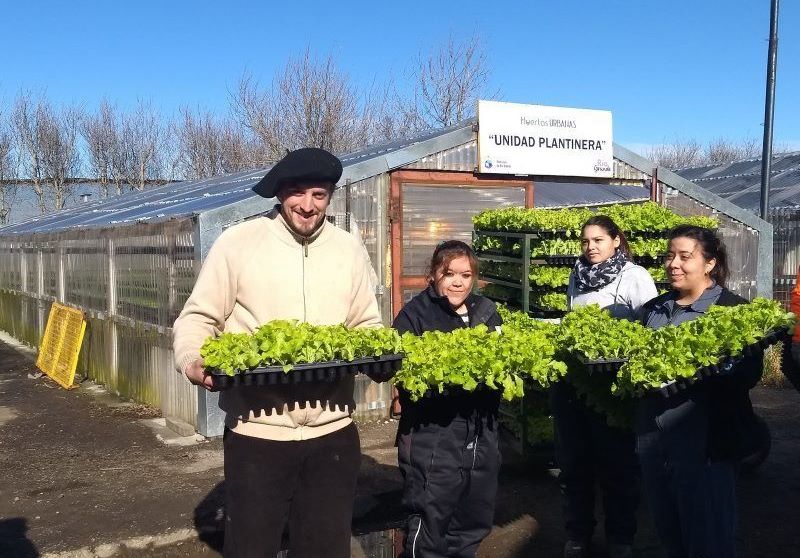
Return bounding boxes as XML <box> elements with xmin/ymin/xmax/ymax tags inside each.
<box><xmin>0</xmin><ymin>118</ymin><xmax>773</xmax><ymax>436</ymax></box>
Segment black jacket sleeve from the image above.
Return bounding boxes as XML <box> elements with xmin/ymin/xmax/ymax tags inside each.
<box><xmin>707</xmin><ymin>289</ymin><xmax>765</xmax><ymax>460</ymax></box>
<box><xmin>392</xmin><ymin>308</ymin><xmax>418</xmax><ymax>336</ymax></box>
<box><xmin>485</xmin><ymin>309</ymin><xmax>503</xmax><ymax>330</ymax></box>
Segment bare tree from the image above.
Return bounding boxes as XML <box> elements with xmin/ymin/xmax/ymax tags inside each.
<box><xmin>703</xmin><ymin>138</ymin><xmax>744</xmax><ymax>167</ymax></box>
<box><xmin>401</xmin><ymin>32</ymin><xmax>493</xmax><ymax>132</ymax></box>
<box><xmin>232</xmin><ymin>72</ymin><xmax>284</xmax><ymax>163</ymax></box>
<box><xmin>122</xmin><ymin>100</ymin><xmax>164</xmax><ymax>190</ymax></box>
<box><xmin>217</xmin><ymin>119</ymin><xmax>255</xmax><ymax>173</ymax></box>
<box><xmin>646</xmin><ymin>139</ymin><xmax>703</xmax><ymax>170</ymax></box>
<box><xmin>0</xmin><ymin>109</ymin><xmax>17</xmax><ymax>224</ymax></box>
<box><xmin>12</xmin><ymin>92</ymin><xmax>47</xmax><ymax>213</ymax></box>
<box><xmin>233</xmin><ymin>49</ymin><xmax>391</xmax><ymax>159</ymax></box>
<box><xmin>81</xmin><ymin>99</ymin><xmax>119</xmax><ymax>198</ymax></box>
<box><xmin>737</xmin><ymin>137</ymin><xmax>762</xmax><ymax>159</ymax></box>
<box><xmin>39</xmin><ymin>104</ymin><xmax>82</xmax><ymax>210</ymax></box>
<box><xmin>703</xmin><ymin>137</ymin><xmax>762</xmax><ymax>166</ymax></box>
<box><xmin>175</xmin><ymin>107</ymin><xmax>254</xmax><ymax>179</ymax></box>
<box><xmin>650</xmin><ymin>137</ymin><xmax>769</xmax><ymax>169</ymax></box>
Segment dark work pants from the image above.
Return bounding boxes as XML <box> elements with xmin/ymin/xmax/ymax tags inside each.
<box><xmin>551</xmin><ymin>381</ymin><xmax>639</xmax><ymax>545</ymax></box>
<box><xmin>222</xmin><ymin>423</ymin><xmax>360</xmax><ymax>558</ymax></box>
<box><xmin>397</xmin><ymin>414</ymin><xmax>500</xmax><ymax>558</ymax></box>
<box><xmin>636</xmin><ymin>393</ymin><xmax>737</xmax><ymax>558</ymax></box>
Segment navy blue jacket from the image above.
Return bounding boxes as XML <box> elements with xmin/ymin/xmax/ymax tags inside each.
<box><xmin>393</xmin><ymin>285</ymin><xmax>503</xmax><ymax>424</ymax></box>
<box><xmin>640</xmin><ymin>288</ymin><xmax>764</xmax><ymax>461</ymax></box>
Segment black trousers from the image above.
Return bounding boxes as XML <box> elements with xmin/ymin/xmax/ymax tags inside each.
<box><xmin>636</xmin><ymin>391</ymin><xmax>736</xmax><ymax>558</ymax></box>
<box><xmin>397</xmin><ymin>412</ymin><xmax>500</xmax><ymax>558</ymax></box>
<box><xmin>551</xmin><ymin>381</ymin><xmax>639</xmax><ymax>545</ymax></box>
<box><xmin>222</xmin><ymin>423</ymin><xmax>360</xmax><ymax>558</ymax></box>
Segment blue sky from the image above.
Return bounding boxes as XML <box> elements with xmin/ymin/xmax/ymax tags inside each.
<box><xmin>2</xmin><ymin>0</ymin><xmax>798</xmax><ymax>151</ymax></box>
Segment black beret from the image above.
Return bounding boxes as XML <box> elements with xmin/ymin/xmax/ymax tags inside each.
<box><xmin>252</xmin><ymin>147</ymin><xmax>343</xmax><ymax>198</ymax></box>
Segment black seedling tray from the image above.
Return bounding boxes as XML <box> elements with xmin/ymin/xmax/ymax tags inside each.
<box><xmin>532</xmin><ymin>254</ymin><xmax>666</xmax><ymax>267</ymax></box>
<box><xmin>654</xmin><ymin>329</ymin><xmax>785</xmax><ymax>398</ymax></box>
<box><xmin>624</xmin><ymin>230</ymin><xmax>671</xmax><ymax>239</ymax></box>
<box><xmin>481</xmin><ymin>273</ymin><xmax>524</xmax><ymax>287</ymax></box>
<box><xmin>529</xmin><ymin>284</ymin><xmax>569</xmax><ymax>293</ymax></box>
<box><xmin>633</xmin><ymin>255</ymin><xmax>667</xmax><ymax>266</ymax></box>
<box><xmin>575</xmin><ymin>354</ymin><xmax>628</xmax><ymax>373</ymax></box>
<box><xmin>528</xmin><ymin>305</ymin><xmax>567</xmax><ymax>319</ymax></box>
<box><xmin>475</xmin><ymin>249</ymin><xmax>522</xmax><ymax>259</ymax></box>
<box><xmin>534</xmin><ymin>255</ymin><xmax>579</xmax><ymax>266</ymax></box>
<box><xmin>210</xmin><ymin>353</ymin><xmax>404</xmax><ymax>389</ymax></box>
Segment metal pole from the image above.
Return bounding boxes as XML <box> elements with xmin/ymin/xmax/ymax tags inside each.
<box><xmin>760</xmin><ymin>0</ymin><xmax>779</xmax><ymax>220</ymax></box>
<box><xmin>344</xmin><ymin>178</ymin><xmax>352</xmax><ymax>232</ymax></box>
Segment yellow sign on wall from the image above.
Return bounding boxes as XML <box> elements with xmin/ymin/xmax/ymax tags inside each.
<box><xmin>36</xmin><ymin>302</ymin><xmax>87</xmax><ymax>389</ymax></box>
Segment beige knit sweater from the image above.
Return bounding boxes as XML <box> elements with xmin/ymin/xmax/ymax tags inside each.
<box><xmin>172</xmin><ymin>209</ymin><xmax>382</xmax><ymax>441</ymax></box>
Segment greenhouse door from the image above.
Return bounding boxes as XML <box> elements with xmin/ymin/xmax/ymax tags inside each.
<box><xmin>389</xmin><ymin>170</ymin><xmax>534</xmax><ymax>318</ymax></box>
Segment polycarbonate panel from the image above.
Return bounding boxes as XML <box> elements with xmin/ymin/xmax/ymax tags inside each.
<box><xmin>77</xmin><ymin>315</ymin><xmax>114</xmax><ymax>385</ymax></box>
<box><xmin>770</xmin><ymin>207</ymin><xmax>800</xmax><ymax>309</ymax></box>
<box><xmin>0</xmin><ymin>293</ymin><xmax>38</xmax><ymax>346</ymax></box>
<box><xmin>328</xmin><ymin>175</ymin><xmax>383</xmax><ymax>277</ymax></box>
<box><xmin>157</xmin><ymin>342</ymin><xmax>197</xmax><ymax>425</ymax></box>
<box><xmin>172</xmin><ymin>230</ymin><xmax>198</xmax><ymax>326</ymax></box>
<box><xmin>41</xmin><ymin>244</ymin><xmax>59</xmax><ymax>297</ymax></box>
<box><xmin>114</xmin><ymin>234</ymin><xmax>171</xmax><ymax>327</ymax></box>
<box><xmin>23</xmin><ymin>245</ymin><xmax>38</xmax><ymax>294</ymax></box>
<box><xmin>0</xmin><ymin>240</ymin><xmax>22</xmax><ymax>291</ymax></box>
<box><xmin>403</xmin><ymin>140</ymin><xmax>478</xmax><ymax>172</ymax></box>
<box><xmin>613</xmin><ymin>159</ymin><xmax>649</xmax><ymax>181</ymax></box>
<box><xmin>63</xmin><ymin>237</ymin><xmax>109</xmax><ymax>312</ymax></box>
<box><xmin>115</xmin><ymin>322</ymin><xmax>163</xmax><ymax>407</ymax></box>
<box><xmin>401</xmin><ymin>184</ymin><xmax>526</xmax><ymax>276</ymax></box>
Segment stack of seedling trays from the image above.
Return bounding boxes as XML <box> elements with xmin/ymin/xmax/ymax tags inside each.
<box><xmin>209</xmin><ymin>354</ymin><xmax>405</xmax><ymax>389</ymax></box>
<box><xmin>473</xmin><ymin>228</ymin><xmax>570</xmax><ymax>319</ymax></box>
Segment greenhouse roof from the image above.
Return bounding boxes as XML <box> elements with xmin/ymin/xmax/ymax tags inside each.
<box><xmin>0</xmin><ymin>121</ymin><xmax>480</xmax><ymax>236</ymax></box>
<box><xmin>0</xmin><ymin>120</ymin><xmax>686</xmax><ymax>236</ymax></box>
<box><xmin>676</xmin><ymin>151</ymin><xmax>800</xmax><ymax>212</ymax></box>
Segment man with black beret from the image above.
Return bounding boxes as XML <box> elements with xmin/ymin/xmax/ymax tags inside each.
<box><xmin>173</xmin><ymin>147</ymin><xmax>382</xmax><ymax>558</ymax></box>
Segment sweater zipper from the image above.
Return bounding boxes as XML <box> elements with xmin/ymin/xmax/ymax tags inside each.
<box><xmin>302</xmin><ymin>239</ymin><xmax>308</xmax><ymax>320</ymax></box>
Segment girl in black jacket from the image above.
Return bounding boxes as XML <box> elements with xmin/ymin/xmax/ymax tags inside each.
<box><xmin>636</xmin><ymin>225</ymin><xmax>763</xmax><ymax>558</ymax></box>
<box><xmin>393</xmin><ymin>240</ymin><xmax>502</xmax><ymax>558</ymax></box>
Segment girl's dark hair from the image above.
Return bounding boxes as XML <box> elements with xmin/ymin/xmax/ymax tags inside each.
<box><xmin>668</xmin><ymin>225</ymin><xmax>729</xmax><ymax>287</ymax></box>
<box><xmin>427</xmin><ymin>240</ymin><xmax>479</xmax><ymax>282</ymax></box>
<box><xmin>581</xmin><ymin>215</ymin><xmax>631</xmax><ymax>258</ymax></box>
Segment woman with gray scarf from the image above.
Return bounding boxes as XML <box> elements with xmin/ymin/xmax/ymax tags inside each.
<box><xmin>554</xmin><ymin>215</ymin><xmax>657</xmax><ymax>558</ymax></box>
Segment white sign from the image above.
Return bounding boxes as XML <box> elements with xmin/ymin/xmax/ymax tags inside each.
<box><xmin>477</xmin><ymin>100</ymin><xmax>614</xmax><ymax>178</ymax></box>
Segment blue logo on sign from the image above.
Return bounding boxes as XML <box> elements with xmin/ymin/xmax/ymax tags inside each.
<box><xmin>484</xmin><ymin>159</ymin><xmax>493</xmax><ymax>169</ymax></box>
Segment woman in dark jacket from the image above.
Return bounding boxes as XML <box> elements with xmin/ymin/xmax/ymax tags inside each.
<box><xmin>393</xmin><ymin>240</ymin><xmax>502</xmax><ymax>558</ymax></box>
<box><xmin>636</xmin><ymin>225</ymin><xmax>763</xmax><ymax>558</ymax></box>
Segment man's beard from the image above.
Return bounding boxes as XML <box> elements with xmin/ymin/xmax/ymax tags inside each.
<box><xmin>281</xmin><ymin>208</ymin><xmax>324</xmax><ymax>237</ymax></box>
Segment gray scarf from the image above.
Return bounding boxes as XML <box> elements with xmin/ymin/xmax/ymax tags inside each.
<box><xmin>573</xmin><ymin>249</ymin><xmax>628</xmax><ymax>293</ymax></box>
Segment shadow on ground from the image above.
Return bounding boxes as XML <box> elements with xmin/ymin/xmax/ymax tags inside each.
<box><xmin>0</xmin><ymin>518</ymin><xmax>39</xmax><ymax>558</ymax></box>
